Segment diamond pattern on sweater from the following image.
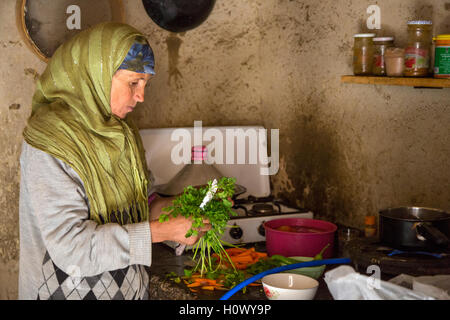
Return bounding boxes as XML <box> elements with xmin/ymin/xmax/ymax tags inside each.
<box><xmin>36</xmin><ymin>250</ymin><xmax>149</xmax><ymax>300</ymax></box>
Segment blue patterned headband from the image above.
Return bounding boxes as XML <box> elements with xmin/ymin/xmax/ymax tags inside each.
<box><xmin>118</xmin><ymin>42</ymin><xmax>155</xmax><ymax>75</ymax></box>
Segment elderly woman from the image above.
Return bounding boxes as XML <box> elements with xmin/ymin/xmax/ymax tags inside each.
<box><xmin>18</xmin><ymin>22</ymin><xmax>209</xmax><ymax>300</ymax></box>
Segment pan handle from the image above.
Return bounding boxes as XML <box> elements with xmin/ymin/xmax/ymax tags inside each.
<box><xmin>416</xmin><ymin>223</ymin><xmax>450</xmax><ymax>247</ymax></box>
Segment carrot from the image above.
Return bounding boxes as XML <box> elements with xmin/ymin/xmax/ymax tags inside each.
<box><xmin>248</xmin><ymin>283</ymin><xmax>262</xmax><ymax>287</ymax></box>
<box><xmin>225</xmin><ymin>248</ymin><xmax>247</xmax><ymax>255</ymax></box>
<box><xmin>253</xmin><ymin>252</ymin><xmax>267</xmax><ymax>258</ymax></box>
<box><xmin>192</xmin><ymin>278</ymin><xmax>217</xmax><ymax>286</ymax></box>
<box><xmin>234</xmin><ymin>248</ymin><xmax>254</xmax><ymax>256</ymax></box>
<box><xmin>187</xmin><ymin>282</ymin><xmax>202</xmax><ymax>288</ymax></box>
<box><xmin>201</xmin><ymin>286</ymin><xmax>215</xmax><ymax>291</ymax></box>
<box><xmin>234</xmin><ymin>262</ymin><xmax>248</xmax><ymax>270</ymax></box>
<box><xmin>214</xmin><ymin>286</ymin><xmax>229</xmax><ymax>291</ymax></box>
<box><xmin>230</xmin><ymin>255</ymin><xmax>254</xmax><ymax>264</ymax></box>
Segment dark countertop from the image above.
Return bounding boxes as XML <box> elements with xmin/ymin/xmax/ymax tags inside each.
<box><xmin>148</xmin><ymin>242</ymin><xmax>335</xmax><ymax>300</ymax></box>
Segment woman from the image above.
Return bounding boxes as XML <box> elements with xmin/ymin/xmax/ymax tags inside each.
<box><xmin>18</xmin><ymin>22</ymin><xmax>209</xmax><ymax>300</ymax></box>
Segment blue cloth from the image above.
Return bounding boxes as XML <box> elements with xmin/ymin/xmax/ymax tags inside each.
<box><xmin>118</xmin><ymin>42</ymin><xmax>155</xmax><ymax>75</ymax></box>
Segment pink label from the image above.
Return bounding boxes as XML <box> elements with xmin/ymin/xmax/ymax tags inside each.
<box><xmin>405</xmin><ymin>47</ymin><xmax>429</xmax><ymax>69</ymax></box>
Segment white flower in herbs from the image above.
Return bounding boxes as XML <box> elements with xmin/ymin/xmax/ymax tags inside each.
<box><xmin>199</xmin><ymin>179</ymin><xmax>218</xmax><ymax>209</ymax></box>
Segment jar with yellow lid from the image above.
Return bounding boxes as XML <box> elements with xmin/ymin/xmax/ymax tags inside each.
<box><xmin>433</xmin><ymin>34</ymin><xmax>450</xmax><ymax>78</ymax></box>
<box><xmin>404</xmin><ymin>20</ymin><xmax>433</xmax><ymax>77</ymax></box>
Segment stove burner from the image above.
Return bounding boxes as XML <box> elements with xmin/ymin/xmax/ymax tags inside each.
<box><xmin>250</xmin><ymin>203</ymin><xmax>274</xmax><ymax>216</ymax></box>
<box><xmin>346</xmin><ymin>237</ymin><xmax>450</xmax><ymax>276</ymax></box>
<box><xmin>234</xmin><ymin>195</ymin><xmax>274</xmax><ymax>205</ymax></box>
<box><xmin>231</xmin><ymin>195</ymin><xmax>306</xmax><ymax>218</ymax></box>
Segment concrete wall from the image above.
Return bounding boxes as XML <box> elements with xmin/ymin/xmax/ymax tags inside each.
<box><xmin>1</xmin><ymin>0</ymin><xmax>449</xmax><ymax>299</ymax></box>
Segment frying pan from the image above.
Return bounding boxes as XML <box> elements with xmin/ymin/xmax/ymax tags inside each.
<box><xmin>379</xmin><ymin>207</ymin><xmax>450</xmax><ymax>251</ymax></box>
<box><xmin>142</xmin><ymin>0</ymin><xmax>216</xmax><ymax>32</ymax></box>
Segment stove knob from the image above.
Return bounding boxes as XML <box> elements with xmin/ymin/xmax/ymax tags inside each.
<box><xmin>229</xmin><ymin>223</ymin><xmax>243</xmax><ymax>240</ymax></box>
<box><xmin>258</xmin><ymin>221</ymin><xmax>266</xmax><ymax>236</ymax></box>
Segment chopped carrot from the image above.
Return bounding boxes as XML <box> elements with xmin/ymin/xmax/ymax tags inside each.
<box><xmin>187</xmin><ymin>282</ymin><xmax>202</xmax><ymax>288</ymax></box>
<box><xmin>253</xmin><ymin>252</ymin><xmax>267</xmax><ymax>258</ymax></box>
<box><xmin>234</xmin><ymin>263</ymin><xmax>248</xmax><ymax>270</ymax></box>
<box><xmin>201</xmin><ymin>286</ymin><xmax>215</xmax><ymax>291</ymax></box>
<box><xmin>214</xmin><ymin>286</ymin><xmax>229</xmax><ymax>291</ymax></box>
<box><xmin>248</xmin><ymin>283</ymin><xmax>262</xmax><ymax>287</ymax></box>
<box><xmin>230</xmin><ymin>255</ymin><xmax>254</xmax><ymax>263</ymax></box>
<box><xmin>225</xmin><ymin>247</ymin><xmax>247</xmax><ymax>255</ymax></box>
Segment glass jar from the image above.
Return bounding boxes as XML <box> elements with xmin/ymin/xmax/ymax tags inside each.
<box><xmin>404</xmin><ymin>20</ymin><xmax>433</xmax><ymax>77</ymax></box>
<box><xmin>372</xmin><ymin>37</ymin><xmax>394</xmax><ymax>76</ymax></box>
<box><xmin>385</xmin><ymin>47</ymin><xmax>405</xmax><ymax>77</ymax></box>
<box><xmin>353</xmin><ymin>33</ymin><xmax>376</xmax><ymax>75</ymax></box>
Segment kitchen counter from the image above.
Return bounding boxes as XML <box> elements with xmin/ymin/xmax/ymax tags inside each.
<box><xmin>148</xmin><ymin>242</ymin><xmax>335</xmax><ymax>300</ymax></box>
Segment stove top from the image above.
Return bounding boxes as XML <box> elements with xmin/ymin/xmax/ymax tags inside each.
<box><xmin>219</xmin><ymin>195</ymin><xmax>314</xmax><ymax>245</ymax></box>
<box><xmin>346</xmin><ymin>237</ymin><xmax>450</xmax><ymax>276</ymax></box>
<box><xmin>231</xmin><ymin>195</ymin><xmax>309</xmax><ymax>218</ymax></box>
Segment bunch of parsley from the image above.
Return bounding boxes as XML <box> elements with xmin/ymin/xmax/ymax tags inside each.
<box><xmin>159</xmin><ymin>177</ymin><xmax>237</xmax><ymax>275</ymax></box>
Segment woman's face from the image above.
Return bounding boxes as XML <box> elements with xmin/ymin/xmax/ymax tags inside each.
<box><xmin>110</xmin><ymin>69</ymin><xmax>152</xmax><ymax>119</ymax></box>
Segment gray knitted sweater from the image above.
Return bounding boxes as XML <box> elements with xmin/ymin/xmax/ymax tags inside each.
<box><xmin>18</xmin><ymin>141</ymin><xmax>153</xmax><ymax>300</ymax></box>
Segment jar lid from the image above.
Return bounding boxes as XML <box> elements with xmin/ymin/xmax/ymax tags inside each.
<box><xmin>373</xmin><ymin>37</ymin><xmax>394</xmax><ymax>42</ymax></box>
<box><xmin>407</xmin><ymin>20</ymin><xmax>432</xmax><ymax>25</ymax></box>
<box><xmin>354</xmin><ymin>33</ymin><xmax>376</xmax><ymax>38</ymax></box>
<box><xmin>433</xmin><ymin>34</ymin><xmax>450</xmax><ymax>41</ymax></box>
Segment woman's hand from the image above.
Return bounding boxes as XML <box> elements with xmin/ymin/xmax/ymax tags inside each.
<box><xmin>147</xmin><ymin>192</ymin><xmax>232</xmax><ymax>245</ymax></box>
<box><xmin>150</xmin><ymin>216</ymin><xmax>211</xmax><ymax>245</ymax></box>
<box><xmin>148</xmin><ymin>194</ymin><xmax>174</xmax><ymax>221</ymax></box>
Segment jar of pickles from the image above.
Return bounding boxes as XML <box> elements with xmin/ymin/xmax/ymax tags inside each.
<box><xmin>353</xmin><ymin>33</ymin><xmax>376</xmax><ymax>75</ymax></box>
<box><xmin>404</xmin><ymin>20</ymin><xmax>433</xmax><ymax>77</ymax></box>
<box><xmin>372</xmin><ymin>37</ymin><xmax>394</xmax><ymax>76</ymax></box>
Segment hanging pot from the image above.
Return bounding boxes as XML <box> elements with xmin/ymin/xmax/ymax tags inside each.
<box><xmin>142</xmin><ymin>0</ymin><xmax>216</xmax><ymax>33</ymax></box>
<box><xmin>379</xmin><ymin>207</ymin><xmax>450</xmax><ymax>251</ymax></box>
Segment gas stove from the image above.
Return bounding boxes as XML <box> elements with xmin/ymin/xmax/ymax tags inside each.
<box><xmin>139</xmin><ymin>125</ymin><xmax>314</xmax><ymax>253</ymax></box>
<box><xmin>345</xmin><ymin>237</ymin><xmax>450</xmax><ymax>277</ymax></box>
<box><xmin>222</xmin><ymin>195</ymin><xmax>313</xmax><ymax>244</ymax></box>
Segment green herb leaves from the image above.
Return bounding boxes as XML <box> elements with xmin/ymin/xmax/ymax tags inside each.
<box><xmin>159</xmin><ymin>177</ymin><xmax>237</xmax><ymax>275</ymax></box>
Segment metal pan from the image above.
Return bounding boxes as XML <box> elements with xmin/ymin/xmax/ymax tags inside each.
<box><xmin>379</xmin><ymin>207</ymin><xmax>450</xmax><ymax>251</ymax></box>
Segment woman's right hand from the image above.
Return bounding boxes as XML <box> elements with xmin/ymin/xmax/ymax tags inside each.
<box><xmin>149</xmin><ymin>215</ymin><xmax>211</xmax><ymax>245</ymax></box>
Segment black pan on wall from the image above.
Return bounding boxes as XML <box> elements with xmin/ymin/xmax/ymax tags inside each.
<box><xmin>142</xmin><ymin>0</ymin><xmax>216</xmax><ymax>33</ymax></box>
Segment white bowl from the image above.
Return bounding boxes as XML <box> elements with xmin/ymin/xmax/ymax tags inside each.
<box><xmin>261</xmin><ymin>273</ymin><xmax>319</xmax><ymax>300</ymax></box>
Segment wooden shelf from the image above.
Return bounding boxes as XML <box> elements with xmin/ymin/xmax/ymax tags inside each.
<box><xmin>341</xmin><ymin>75</ymin><xmax>450</xmax><ymax>89</ymax></box>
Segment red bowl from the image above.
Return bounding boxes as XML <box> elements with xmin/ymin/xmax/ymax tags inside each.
<box><xmin>264</xmin><ymin>218</ymin><xmax>337</xmax><ymax>258</ymax></box>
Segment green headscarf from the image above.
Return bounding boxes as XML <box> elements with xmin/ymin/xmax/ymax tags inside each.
<box><xmin>23</xmin><ymin>22</ymin><xmax>151</xmax><ymax>225</ymax></box>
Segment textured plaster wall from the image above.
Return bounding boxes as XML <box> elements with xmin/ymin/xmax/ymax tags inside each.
<box><xmin>0</xmin><ymin>0</ymin><xmax>449</xmax><ymax>299</ymax></box>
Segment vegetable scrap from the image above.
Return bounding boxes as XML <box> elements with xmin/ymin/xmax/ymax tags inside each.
<box><xmin>168</xmin><ymin>243</ymin><xmax>332</xmax><ymax>293</ymax></box>
<box><xmin>212</xmin><ymin>247</ymin><xmax>268</xmax><ymax>270</ymax></box>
